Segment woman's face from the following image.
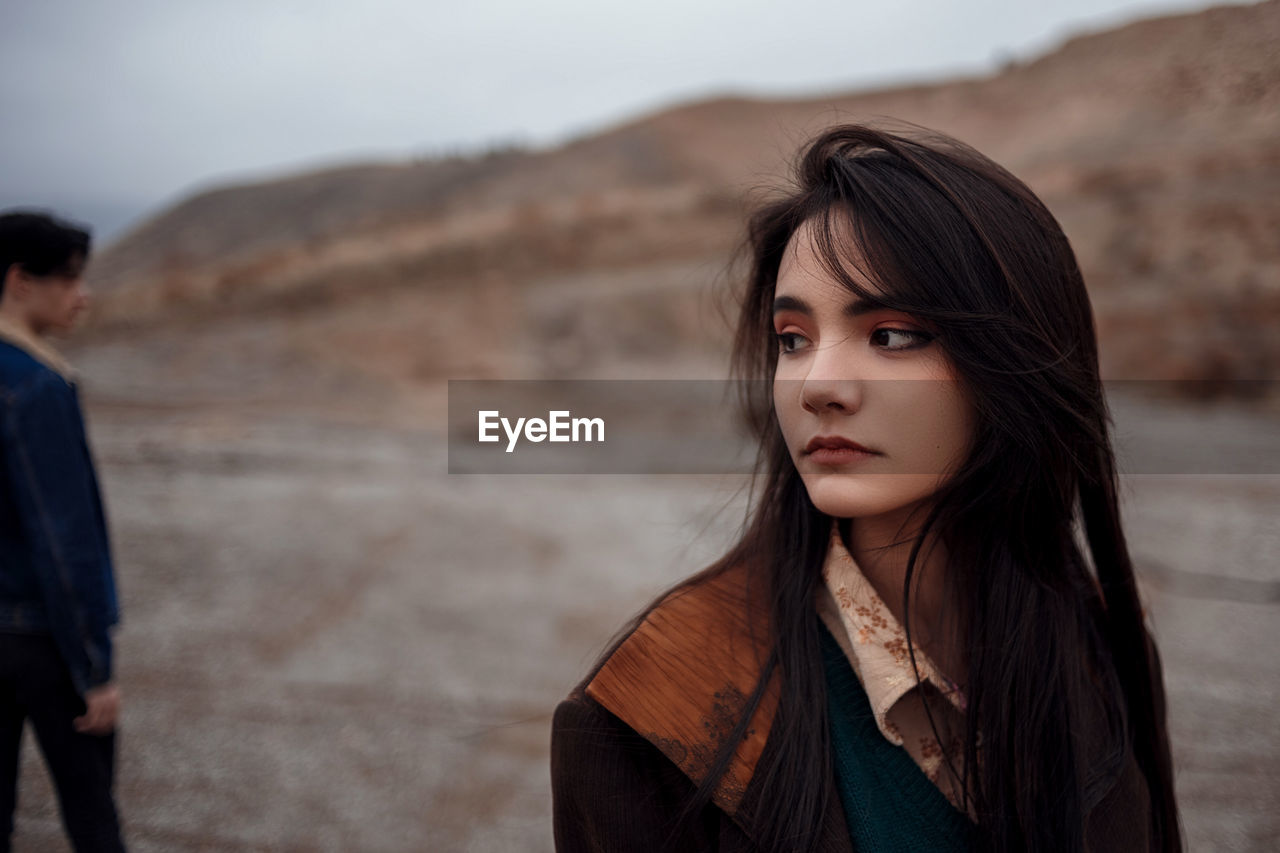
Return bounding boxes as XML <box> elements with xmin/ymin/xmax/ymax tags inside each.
<box><xmin>772</xmin><ymin>217</ymin><xmax>975</xmax><ymax>526</ymax></box>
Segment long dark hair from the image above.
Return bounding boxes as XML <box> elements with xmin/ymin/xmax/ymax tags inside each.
<box><xmin>599</xmin><ymin>123</ymin><xmax>1182</xmax><ymax>852</ymax></box>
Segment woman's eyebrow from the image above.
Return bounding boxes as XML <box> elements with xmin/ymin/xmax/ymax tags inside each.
<box><xmin>772</xmin><ymin>294</ymin><xmax>891</xmax><ymax>317</ymax></box>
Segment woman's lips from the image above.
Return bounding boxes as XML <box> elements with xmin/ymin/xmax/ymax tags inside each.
<box><xmin>803</xmin><ymin>437</ymin><xmax>881</xmax><ymax>466</ymax></box>
<box><xmin>806</xmin><ymin>446</ymin><xmax>879</xmax><ymax>466</ymax></box>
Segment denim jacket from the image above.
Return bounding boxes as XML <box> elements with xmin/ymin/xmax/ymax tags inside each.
<box><xmin>0</xmin><ymin>318</ymin><xmax>119</xmax><ymax>696</ymax></box>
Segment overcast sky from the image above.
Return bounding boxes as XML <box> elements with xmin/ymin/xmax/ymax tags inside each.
<box><xmin>0</xmin><ymin>0</ymin><xmax>1225</xmax><ymax>241</ymax></box>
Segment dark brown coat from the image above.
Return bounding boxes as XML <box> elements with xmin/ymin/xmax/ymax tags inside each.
<box><xmin>550</xmin><ymin>563</ymin><xmax>1154</xmax><ymax>852</ymax></box>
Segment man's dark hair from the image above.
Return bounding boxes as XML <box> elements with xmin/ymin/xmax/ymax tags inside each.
<box><xmin>0</xmin><ymin>210</ymin><xmax>92</xmax><ymax>299</ymax></box>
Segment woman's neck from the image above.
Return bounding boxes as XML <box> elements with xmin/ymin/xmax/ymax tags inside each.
<box><xmin>840</xmin><ymin>513</ymin><xmax>967</xmax><ymax>688</ymax></box>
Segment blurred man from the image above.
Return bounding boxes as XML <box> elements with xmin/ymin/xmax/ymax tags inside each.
<box><xmin>0</xmin><ymin>211</ymin><xmax>125</xmax><ymax>852</ymax></box>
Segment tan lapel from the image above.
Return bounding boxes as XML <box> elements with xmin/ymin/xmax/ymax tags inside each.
<box><xmin>584</xmin><ymin>564</ymin><xmax>780</xmax><ymax>816</ymax></box>
<box><xmin>586</xmin><ymin>562</ymin><xmax>855</xmax><ymax>851</ymax></box>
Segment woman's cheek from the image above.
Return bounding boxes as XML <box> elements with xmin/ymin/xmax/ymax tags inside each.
<box><xmin>772</xmin><ymin>383</ymin><xmax>804</xmax><ymax>461</ymax></box>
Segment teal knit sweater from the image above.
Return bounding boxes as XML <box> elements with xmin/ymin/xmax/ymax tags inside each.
<box><xmin>820</xmin><ymin>621</ymin><xmax>976</xmax><ymax>852</ymax></box>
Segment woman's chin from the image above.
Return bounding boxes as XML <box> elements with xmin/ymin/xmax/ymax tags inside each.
<box><xmin>803</xmin><ymin>473</ymin><xmax>940</xmax><ymax>521</ymax></box>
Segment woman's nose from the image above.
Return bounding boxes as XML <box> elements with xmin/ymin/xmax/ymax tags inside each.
<box><xmin>799</xmin><ymin>345</ymin><xmax>864</xmax><ymax>414</ymax></box>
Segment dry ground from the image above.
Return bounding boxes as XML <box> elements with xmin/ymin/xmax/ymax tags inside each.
<box><xmin>8</xmin><ymin>358</ymin><xmax>1279</xmax><ymax>852</ymax></box>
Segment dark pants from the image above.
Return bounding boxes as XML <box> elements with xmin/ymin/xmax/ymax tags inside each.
<box><xmin>0</xmin><ymin>632</ymin><xmax>125</xmax><ymax>852</ymax></box>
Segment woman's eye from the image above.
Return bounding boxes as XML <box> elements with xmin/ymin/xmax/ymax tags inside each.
<box><xmin>776</xmin><ymin>332</ymin><xmax>809</xmax><ymax>354</ymax></box>
<box><xmin>871</xmin><ymin>327</ymin><xmax>933</xmax><ymax>351</ymax></box>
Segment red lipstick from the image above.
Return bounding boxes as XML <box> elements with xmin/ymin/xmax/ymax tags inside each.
<box><xmin>803</xmin><ymin>435</ymin><xmax>880</xmax><ymax>465</ymax></box>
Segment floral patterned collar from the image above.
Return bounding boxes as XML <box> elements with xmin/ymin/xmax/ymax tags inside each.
<box><xmin>818</xmin><ymin>519</ymin><xmax>967</xmax><ymax>747</ymax></box>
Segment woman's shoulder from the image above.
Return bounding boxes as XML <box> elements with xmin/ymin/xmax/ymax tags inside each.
<box><xmin>556</xmin><ymin>561</ymin><xmax>780</xmax><ymax>815</ymax></box>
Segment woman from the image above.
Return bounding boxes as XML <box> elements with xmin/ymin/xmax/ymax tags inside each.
<box><xmin>550</xmin><ymin>124</ymin><xmax>1182</xmax><ymax>852</ymax></box>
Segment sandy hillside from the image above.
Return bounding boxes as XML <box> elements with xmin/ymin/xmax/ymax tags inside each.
<box><xmin>75</xmin><ymin>0</ymin><xmax>1280</xmax><ymax>411</ymax></box>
